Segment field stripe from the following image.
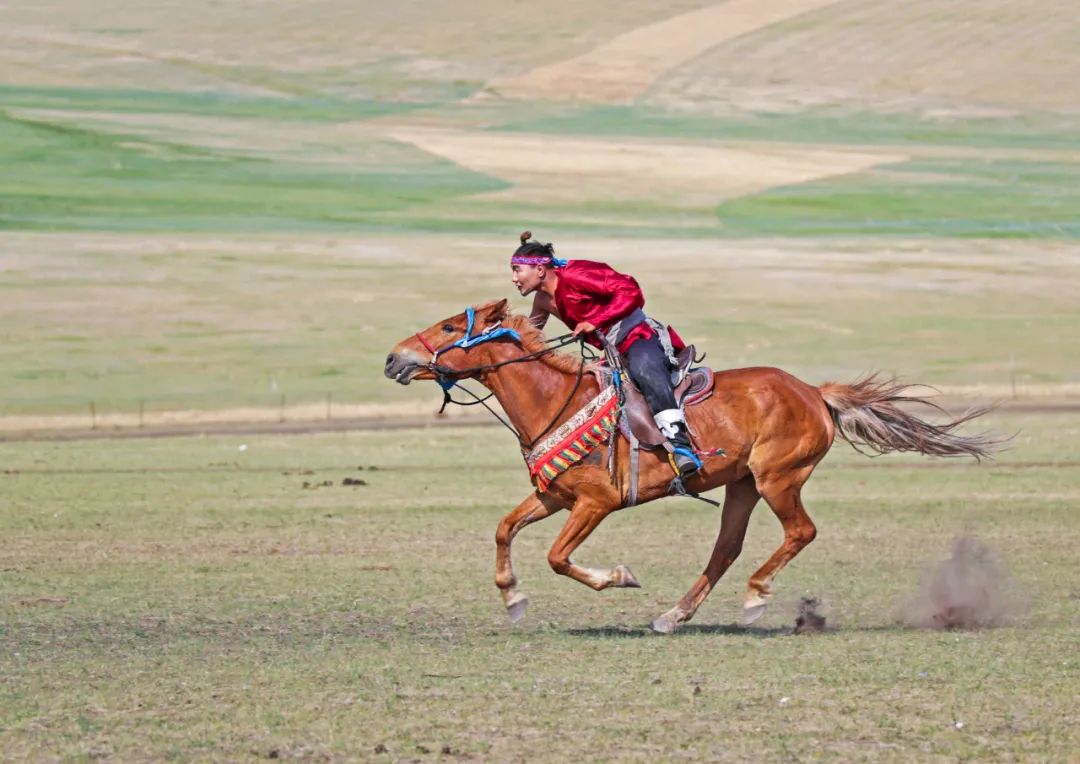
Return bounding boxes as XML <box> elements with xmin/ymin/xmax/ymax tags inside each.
<box><xmin>387</xmin><ymin>127</ymin><xmax>904</xmax><ymax>205</ymax></box>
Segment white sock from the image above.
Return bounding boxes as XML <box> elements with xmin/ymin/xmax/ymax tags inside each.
<box><xmin>653</xmin><ymin>408</ymin><xmax>685</xmax><ymax>440</ymax></box>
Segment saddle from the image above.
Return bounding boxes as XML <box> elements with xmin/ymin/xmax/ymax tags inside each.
<box><xmin>526</xmin><ymin>345</ymin><xmax>716</xmax><ymax>506</ymax></box>
<box><xmin>588</xmin><ymin>344</ymin><xmax>715</xmax><ymax>440</ymax></box>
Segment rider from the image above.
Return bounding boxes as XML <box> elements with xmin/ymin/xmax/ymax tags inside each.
<box><xmin>509</xmin><ymin>231</ymin><xmax>700</xmax><ymax>477</ymax></box>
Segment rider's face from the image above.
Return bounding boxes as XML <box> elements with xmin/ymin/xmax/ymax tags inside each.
<box><xmin>510</xmin><ymin>263</ymin><xmax>544</xmax><ymax>296</ymax></box>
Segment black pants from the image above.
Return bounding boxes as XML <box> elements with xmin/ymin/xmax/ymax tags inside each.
<box><xmin>623</xmin><ymin>336</ymin><xmax>676</xmax><ymax>414</ymax></box>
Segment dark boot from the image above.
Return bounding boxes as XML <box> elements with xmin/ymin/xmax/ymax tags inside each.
<box><xmin>669</xmin><ymin>422</ymin><xmax>701</xmax><ymax>477</ymax></box>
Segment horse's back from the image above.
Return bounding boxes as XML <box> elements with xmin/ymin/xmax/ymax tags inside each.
<box><xmin>710</xmin><ymin>366</ymin><xmax>825</xmax><ymax>407</ymax></box>
<box><xmin>699</xmin><ymin>366</ymin><xmax>835</xmax><ymax>459</ymax></box>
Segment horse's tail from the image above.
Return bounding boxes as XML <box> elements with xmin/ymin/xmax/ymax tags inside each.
<box><xmin>819</xmin><ymin>374</ymin><xmax>1002</xmax><ymax>460</ymax></box>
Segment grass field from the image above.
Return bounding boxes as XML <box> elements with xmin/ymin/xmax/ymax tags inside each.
<box><xmin>2</xmin><ymin>1</ymin><xmax>1078</xmax><ymax>759</ymax></box>
<box><xmin>3</xmin><ymin>234</ymin><xmax>1078</xmax><ymax>424</ymax></box>
<box><xmin>2</xmin><ymin>413</ymin><xmax>1077</xmax><ymax>760</ymax></box>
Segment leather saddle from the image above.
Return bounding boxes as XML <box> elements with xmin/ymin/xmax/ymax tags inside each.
<box><xmin>588</xmin><ymin>345</ymin><xmax>715</xmax><ymax>449</ymax></box>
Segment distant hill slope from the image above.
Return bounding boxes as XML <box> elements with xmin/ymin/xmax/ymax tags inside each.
<box><xmin>0</xmin><ymin>0</ymin><xmax>714</xmax><ymax>97</ymax></box>
<box><xmin>488</xmin><ymin>0</ymin><xmax>842</xmax><ymax>103</ymax></box>
<box><xmin>1</xmin><ymin>1</ymin><xmax>1075</xmax><ymax>114</ymax></box>
<box><xmin>651</xmin><ymin>0</ymin><xmax>1080</xmax><ymax>114</ymax></box>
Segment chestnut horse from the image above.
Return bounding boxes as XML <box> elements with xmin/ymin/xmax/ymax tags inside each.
<box><xmin>384</xmin><ymin>299</ymin><xmax>998</xmax><ymax>634</ymax></box>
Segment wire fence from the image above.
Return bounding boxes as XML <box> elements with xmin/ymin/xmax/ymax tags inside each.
<box><xmin>4</xmin><ymin>374</ymin><xmax>1080</xmax><ymax>437</ymax></box>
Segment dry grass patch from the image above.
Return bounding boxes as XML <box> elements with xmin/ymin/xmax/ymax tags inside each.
<box><xmin>389</xmin><ymin>127</ymin><xmax>904</xmax><ymax>205</ymax></box>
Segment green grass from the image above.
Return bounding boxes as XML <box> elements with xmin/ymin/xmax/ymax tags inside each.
<box><xmin>715</xmin><ymin>157</ymin><xmax>1080</xmax><ymax>238</ymax></box>
<box><xmin>485</xmin><ymin>105</ymin><xmax>1080</xmax><ymax>239</ymax></box>
<box><xmin>1</xmin><ymin>413</ymin><xmax>1077</xmax><ymax>759</ymax></box>
<box><xmin>0</xmin><ymin>84</ymin><xmax>430</xmax><ymax>122</ymax></box>
<box><xmin>0</xmin><ymin>108</ymin><xmax>508</xmax><ymax>233</ymax></box>
<box><xmin>3</xmin><ymin>87</ymin><xmax>1079</xmax><ymax>238</ymax></box>
<box><xmin>489</xmin><ymin>104</ymin><xmax>1080</xmax><ymax>152</ymax></box>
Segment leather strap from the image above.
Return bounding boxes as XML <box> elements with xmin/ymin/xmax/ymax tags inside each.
<box><xmin>627</xmin><ymin>433</ymin><xmax>640</xmax><ymax>507</ymax></box>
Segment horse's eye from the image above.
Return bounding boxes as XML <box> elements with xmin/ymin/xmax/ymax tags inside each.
<box><xmin>442</xmin><ymin>323</ymin><xmax>454</xmax><ymax>333</ymax></box>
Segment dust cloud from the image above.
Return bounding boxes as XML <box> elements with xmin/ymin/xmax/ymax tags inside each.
<box><xmin>793</xmin><ymin>596</ymin><xmax>827</xmax><ymax>634</ymax></box>
<box><xmin>899</xmin><ymin>536</ymin><xmax>1027</xmax><ymax>630</ymax></box>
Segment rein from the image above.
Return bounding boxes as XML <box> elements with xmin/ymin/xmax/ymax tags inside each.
<box><xmin>414</xmin><ymin>308</ymin><xmax>724</xmax><ymax>508</ymax></box>
<box><xmin>420</xmin><ymin>308</ymin><xmax>597</xmax><ymax>449</ymax></box>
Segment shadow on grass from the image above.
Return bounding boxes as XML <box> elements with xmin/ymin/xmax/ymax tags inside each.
<box><xmin>566</xmin><ymin>623</ymin><xmax>794</xmax><ymax>639</ymax></box>
<box><xmin>567</xmin><ymin>623</ymin><xmax>908</xmax><ymax>639</ymax></box>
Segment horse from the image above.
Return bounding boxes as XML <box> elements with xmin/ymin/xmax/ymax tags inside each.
<box><xmin>384</xmin><ymin>299</ymin><xmax>999</xmax><ymax>634</ymax></box>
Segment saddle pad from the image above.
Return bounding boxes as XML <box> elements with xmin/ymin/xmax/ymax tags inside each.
<box><xmin>525</xmin><ymin>385</ymin><xmax>618</xmax><ymax>493</ymax></box>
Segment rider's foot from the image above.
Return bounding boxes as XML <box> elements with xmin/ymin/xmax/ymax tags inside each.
<box><xmin>672</xmin><ymin>449</ymin><xmax>700</xmax><ymax>477</ymax></box>
<box><xmin>670</xmin><ymin>423</ymin><xmax>701</xmax><ymax>477</ymax></box>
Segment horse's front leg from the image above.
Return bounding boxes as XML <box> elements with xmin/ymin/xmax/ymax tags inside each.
<box><xmin>495</xmin><ymin>493</ymin><xmax>562</xmax><ymax>623</ymax></box>
<box><xmin>546</xmin><ymin>498</ymin><xmax>640</xmax><ymax>590</ymax></box>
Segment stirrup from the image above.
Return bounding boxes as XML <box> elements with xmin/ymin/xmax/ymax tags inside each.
<box><xmin>668</xmin><ymin>446</ymin><xmax>701</xmax><ymax>478</ymax></box>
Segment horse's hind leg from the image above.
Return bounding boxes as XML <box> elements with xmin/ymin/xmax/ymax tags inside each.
<box><xmin>651</xmin><ymin>476</ymin><xmax>760</xmax><ymax>634</ymax></box>
<box><xmin>496</xmin><ymin>493</ymin><xmax>562</xmax><ymax>623</ymax></box>
<box><xmin>742</xmin><ymin>466</ymin><xmax>818</xmax><ymax>625</ymax></box>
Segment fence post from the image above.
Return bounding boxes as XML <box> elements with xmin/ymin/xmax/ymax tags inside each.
<box><xmin>326</xmin><ymin>392</ymin><xmax>332</xmax><ymax>421</ymax></box>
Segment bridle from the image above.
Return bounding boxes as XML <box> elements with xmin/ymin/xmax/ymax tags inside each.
<box><xmin>413</xmin><ymin>307</ymin><xmax>596</xmax><ymax>449</ymax></box>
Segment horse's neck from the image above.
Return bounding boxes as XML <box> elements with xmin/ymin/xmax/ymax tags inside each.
<box><xmin>482</xmin><ymin>349</ymin><xmax>597</xmax><ymax>448</ymax></box>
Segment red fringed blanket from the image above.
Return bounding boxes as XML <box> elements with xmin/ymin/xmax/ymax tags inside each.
<box><xmin>524</xmin><ymin>386</ymin><xmax>618</xmax><ymax>493</ymax></box>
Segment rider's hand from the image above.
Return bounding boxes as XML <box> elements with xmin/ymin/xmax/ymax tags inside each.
<box><xmin>573</xmin><ymin>321</ymin><xmax>597</xmax><ymax>337</ymax></box>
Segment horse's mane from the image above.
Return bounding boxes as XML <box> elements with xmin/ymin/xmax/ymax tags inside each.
<box><xmin>504</xmin><ymin>313</ymin><xmax>583</xmax><ymax>375</ymax></box>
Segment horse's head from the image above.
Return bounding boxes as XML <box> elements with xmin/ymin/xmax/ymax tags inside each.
<box><xmin>384</xmin><ymin>299</ymin><xmax>517</xmax><ymax>386</ymax></box>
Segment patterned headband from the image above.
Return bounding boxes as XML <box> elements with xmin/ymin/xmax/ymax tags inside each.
<box><xmin>510</xmin><ymin>254</ymin><xmax>554</xmax><ymax>265</ymax></box>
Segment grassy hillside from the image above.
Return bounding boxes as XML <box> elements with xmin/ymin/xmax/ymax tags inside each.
<box><xmin>2</xmin><ymin>1</ymin><xmax>1078</xmax><ymax>238</ymax></box>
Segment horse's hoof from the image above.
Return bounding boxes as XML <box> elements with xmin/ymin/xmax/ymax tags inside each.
<box><xmin>650</xmin><ymin>611</ymin><xmax>681</xmax><ymax>635</ymax></box>
<box><xmin>612</xmin><ymin>564</ymin><xmax>641</xmax><ymax>588</ymax></box>
<box><xmin>741</xmin><ymin>593</ymin><xmax>770</xmax><ymax>625</ymax></box>
<box><xmin>506</xmin><ymin>593</ymin><xmax>528</xmax><ymax>624</ymax></box>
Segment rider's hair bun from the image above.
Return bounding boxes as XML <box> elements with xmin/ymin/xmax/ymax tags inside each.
<box><xmin>520</xmin><ymin>230</ymin><xmax>532</xmax><ymax>245</ymax></box>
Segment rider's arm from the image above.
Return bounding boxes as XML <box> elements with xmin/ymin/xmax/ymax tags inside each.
<box><xmin>528</xmin><ymin>297</ymin><xmax>550</xmax><ymax>330</ymax></box>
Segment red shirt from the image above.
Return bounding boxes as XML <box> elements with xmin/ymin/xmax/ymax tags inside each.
<box><xmin>552</xmin><ymin>260</ymin><xmax>684</xmax><ymax>353</ymax></box>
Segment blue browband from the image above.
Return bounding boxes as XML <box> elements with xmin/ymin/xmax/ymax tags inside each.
<box><xmin>451</xmin><ymin>307</ymin><xmax>522</xmax><ymax>350</ymax></box>
<box><xmin>434</xmin><ymin>307</ymin><xmax>522</xmax><ymax>390</ymax></box>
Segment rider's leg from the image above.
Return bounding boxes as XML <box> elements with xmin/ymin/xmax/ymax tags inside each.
<box><xmin>623</xmin><ymin>337</ymin><xmax>699</xmax><ymax>476</ymax></box>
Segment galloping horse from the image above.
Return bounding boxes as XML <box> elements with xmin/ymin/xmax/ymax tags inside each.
<box><xmin>384</xmin><ymin>299</ymin><xmax>998</xmax><ymax>634</ymax></box>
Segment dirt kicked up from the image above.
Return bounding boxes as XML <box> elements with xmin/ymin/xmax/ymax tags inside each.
<box><xmin>899</xmin><ymin>535</ymin><xmax>1028</xmax><ymax>630</ymax></box>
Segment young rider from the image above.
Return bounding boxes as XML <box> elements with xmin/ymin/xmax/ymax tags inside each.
<box><xmin>509</xmin><ymin>232</ymin><xmax>700</xmax><ymax>477</ymax></box>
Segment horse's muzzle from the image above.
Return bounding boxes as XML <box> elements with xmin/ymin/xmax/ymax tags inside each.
<box><xmin>384</xmin><ymin>352</ymin><xmax>421</xmax><ymax>385</ymax></box>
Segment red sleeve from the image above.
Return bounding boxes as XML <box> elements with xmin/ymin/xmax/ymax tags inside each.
<box><xmin>571</xmin><ymin>263</ymin><xmax>645</xmax><ymax>330</ymax></box>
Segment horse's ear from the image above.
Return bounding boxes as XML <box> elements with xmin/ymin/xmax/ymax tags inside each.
<box><xmin>484</xmin><ymin>298</ymin><xmax>510</xmax><ymax>322</ymax></box>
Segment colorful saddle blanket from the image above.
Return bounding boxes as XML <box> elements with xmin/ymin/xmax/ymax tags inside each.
<box><xmin>523</xmin><ymin>365</ymin><xmax>716</xmax><ymax>494</ymax></box>
<box><xmin>525</xmin><ymin>385</ymin><xmax>618</xmax><ymax>493</ymax></box>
